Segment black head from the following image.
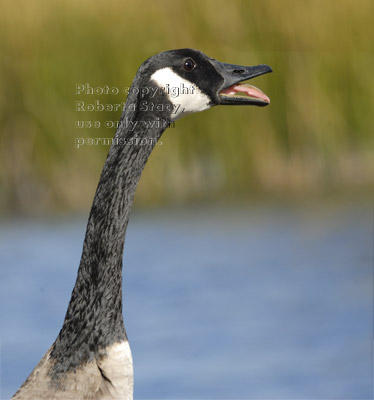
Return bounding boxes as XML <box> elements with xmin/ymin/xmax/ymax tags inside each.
<box><xmin>130</xmin><ymin>48</ymin><xmax>272</xmax><ymax>121</ymax></box>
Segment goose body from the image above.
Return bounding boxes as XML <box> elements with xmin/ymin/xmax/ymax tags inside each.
<box><xmin>12</xmin><ymin>49</ymin><xmax>271</xmax><ymax>400</ymax></box>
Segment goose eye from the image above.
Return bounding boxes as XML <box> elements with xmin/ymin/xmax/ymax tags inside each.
<box><xmin>183</xmin><ymin>58</ymin><xmax>196</xmax><ymax>72</ymax></box>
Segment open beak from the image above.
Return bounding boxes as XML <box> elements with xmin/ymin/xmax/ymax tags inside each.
<box><xmin>211</xmin><ymin>60</ymin><xmax>272</xmax><ymax>106</ymax></box>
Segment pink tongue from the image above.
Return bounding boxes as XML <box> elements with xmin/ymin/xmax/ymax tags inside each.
<box><xmin>221</xmin><ymin>83</ymin><xmax>270</xmax><ymax>103</ymax></box>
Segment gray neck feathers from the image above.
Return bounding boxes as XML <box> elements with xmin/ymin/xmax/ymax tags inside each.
<box><xmin>50</xmin><ymin>78</ymin><xmax>170</xmax><ymax>377</ymax></box>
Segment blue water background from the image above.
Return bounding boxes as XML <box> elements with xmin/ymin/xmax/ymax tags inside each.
<box><xmin>0</xmin><ymin>201</ymin><xmax>373</xmax><ymax>399</ymax></box>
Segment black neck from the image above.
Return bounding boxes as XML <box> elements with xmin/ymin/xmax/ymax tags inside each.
<box><xmin>50</xmin><ymin>88</ymin><xmax>171</xmax><ymax>376</ymax></box>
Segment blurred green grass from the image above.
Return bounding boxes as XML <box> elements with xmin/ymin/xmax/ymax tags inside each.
<box><xmin>0</xmin><ymin>0</ymin><xmax>372</xmax><ymax>213</ymax></box>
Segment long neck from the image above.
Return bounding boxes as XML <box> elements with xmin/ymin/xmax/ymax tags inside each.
<box><xmin>50</xmin><ymin>100</ymin><xmax>169</xmax><ymax>376</ymax></box>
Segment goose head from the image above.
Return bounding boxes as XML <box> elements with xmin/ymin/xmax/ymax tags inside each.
<box><xmin>129</xmin><ymin>48</ymin><xmax>272</xmax><ymax>121</ymax></box>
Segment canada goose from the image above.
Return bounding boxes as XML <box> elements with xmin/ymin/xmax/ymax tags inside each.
<box><xmin>12</xmin><ymin>49</ymin><xmax>272</xmax><ymax>400</ymax></box>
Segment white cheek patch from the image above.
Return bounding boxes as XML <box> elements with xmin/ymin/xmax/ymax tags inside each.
<box><xmin>151</xmin><ymin>67</ymin><xmax>212</xmax><ymax>120</ymax></box>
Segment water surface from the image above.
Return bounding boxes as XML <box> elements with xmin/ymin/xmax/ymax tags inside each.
<box><xmin>0</xmin><ymin>201</ymin><xmax>372</xmax><ymax>399</ymax></box>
